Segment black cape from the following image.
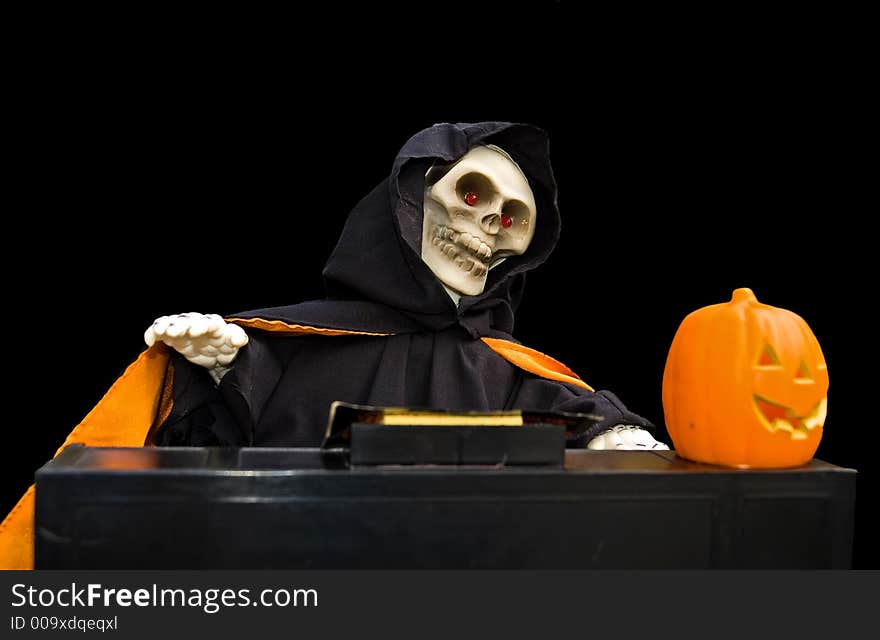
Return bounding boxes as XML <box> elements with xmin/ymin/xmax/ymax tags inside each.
<box><xmin>154</xmin><ymin>122</ymin><xmax>653</xmax><ymax>447</ymax></box>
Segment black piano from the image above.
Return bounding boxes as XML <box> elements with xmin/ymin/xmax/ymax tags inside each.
<box><xmin>34</xmin><ymin>442</ymin><xmax>855</xmax><ymax>569</ymax></box>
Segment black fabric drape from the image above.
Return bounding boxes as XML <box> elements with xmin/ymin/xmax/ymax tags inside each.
<box><xmin>155</xmin><ymin>122</ymin><xmax>653</xmax><ymax>447</ymax></box>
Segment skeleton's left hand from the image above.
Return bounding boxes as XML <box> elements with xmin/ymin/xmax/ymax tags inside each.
<box><xmin>587</xmin><ymin>425</ymin><xmax>670</xmax><ymax>450</ymax></box>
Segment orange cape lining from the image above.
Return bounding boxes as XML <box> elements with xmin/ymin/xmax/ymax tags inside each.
<box><xmin>0</xmin><ymin>319</ymin><xmax>591</xmax><ymax>569</ymax></box>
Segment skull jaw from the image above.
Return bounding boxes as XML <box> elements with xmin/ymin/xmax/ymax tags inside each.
<box><xmin>421</xmin><ymin>228</ymin><xmax>490</xmax><ymax>297</ymax></box>
<box><xmin>421</xmin><ymin>248</ymin><xmax>488</xmax><ymax>296</ymax></box>
<box><xmin>421</xmin><ymin>204</ymin><xmax>491</xmax><ymax>296</ymax></box>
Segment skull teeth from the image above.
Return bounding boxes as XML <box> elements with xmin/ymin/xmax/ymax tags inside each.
<box><xmin>455</xmin><ymin>255</ymin><xmax>475</xmax><ymax>273</ymax></box>
<box><xmin>428</xmin><ymin>225</ymin><xmax>493</xmax><ymax>279</ymax></box>
<box><xmin>434</xmin><ymin>226</ymin><xmax>492</xmax><ymax>263</ymax></box>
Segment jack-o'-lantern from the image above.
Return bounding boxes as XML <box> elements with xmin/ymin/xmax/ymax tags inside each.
<box><xmin>662</xmin><ymin>288</ymin><xmax>828</xmax><ymax>468</ymax></box>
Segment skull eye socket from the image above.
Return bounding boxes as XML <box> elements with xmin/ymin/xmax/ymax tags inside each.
<box><xmin>501</xmin><ymin>200</ymin><xmax>530</xmax><ymax>231</ymax></box>
<box><xmin>456</xmin><ymin>172</ymin><xmax>494</xmax><ymax>207</ymax></box>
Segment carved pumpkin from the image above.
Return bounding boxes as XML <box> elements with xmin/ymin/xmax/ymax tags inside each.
<box><xmin>662</xmin><ymin>288</ymin><xmax>828</xmax><ymax>468</ymax></box>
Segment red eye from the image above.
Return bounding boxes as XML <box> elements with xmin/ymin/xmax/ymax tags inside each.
<box><xmin>500</xmin><ymin>214</ymin><xmax>513</xmax><ymax>228</ymax></box>
<box><xmin>464</xmin><ymin>192</ymin><xmax>479</xmax><ymax>206</ymax></box>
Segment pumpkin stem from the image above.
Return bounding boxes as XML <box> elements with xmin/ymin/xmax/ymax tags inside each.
<box><xmin>731</xmin><ymin>288</ymin><xmax>757</xmax><ymax>304</ymax></box>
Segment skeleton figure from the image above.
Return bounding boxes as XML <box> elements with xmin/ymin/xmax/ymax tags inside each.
<box><xmin>146</xmin><ymin>132</ymin><xmax>666</xmax><ymax>451</ymax></box>
<box><xmin>421</xmin><ymin>145</ymin><xmax>536</xmax><ymax>299</ymax></box>
<box><xmin>0</xmin><ymin>122</ymin><xmax>672</xmax><ymax>572</ymax></box>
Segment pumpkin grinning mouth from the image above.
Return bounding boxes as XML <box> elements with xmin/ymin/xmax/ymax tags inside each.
<box><xmin>752</xmin><ymin>395</ymin><xmax>827</xmax><ymax>440</ymax></box>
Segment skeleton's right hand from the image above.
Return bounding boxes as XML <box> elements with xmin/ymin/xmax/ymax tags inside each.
<box><xmin>144</xmin><ymin>313</ymin><xmax>248</xmax><ymax>384</ymax></box>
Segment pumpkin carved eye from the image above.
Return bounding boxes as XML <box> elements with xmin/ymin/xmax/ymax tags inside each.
<box><xmin>757</xmin><ymin>344</ymin><xmax>781</xmax><ymax>367</ymax></box>
<box><xmin>795</xmin><ymin>361</ymin><xmax>812</xmax><ymax>381</ymax></box>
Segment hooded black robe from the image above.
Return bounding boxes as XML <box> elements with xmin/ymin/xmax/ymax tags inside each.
<box><xmin>154</xmin><ymin>122</ymin><xmax>653</xmax><ymax>448</ymax></box>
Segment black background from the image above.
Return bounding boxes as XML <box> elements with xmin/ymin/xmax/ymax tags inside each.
<box><xmin>7</xmin><ymin>5</ymin><xmax>873</xmax><ymax>566</ymax></box>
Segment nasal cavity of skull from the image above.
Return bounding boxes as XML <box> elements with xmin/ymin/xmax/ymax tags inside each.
<box><xmin>455</xmin><ymin>173</ymin><xmax>495</xmax><ymax>209</ymax></box>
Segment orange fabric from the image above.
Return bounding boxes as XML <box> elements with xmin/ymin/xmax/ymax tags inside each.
<box><xmin>0</xmin><ymin>486</ymin><xmax>35</xmax><ymax>571</ymax></box>
<box><xmin>481</xmin><ymin>337</ymin><xmax>594</xmax><ymax>391</ymax></box>
<box><xmin>226</xmin><ymin>317</ymin><xmax>389</xmax><ymax>336</ymax></box>
<box><xmin>0</xmin><ymin>344</ymin><xmax>172</xmax><ymax>570</ymax></box>
<box><xmin>0</xmin><ymin>322</ymin><xmax>591</xmax><ymax>570</ymax></box>
<box><xmin>52</xmin><ymin>344</ymin><xmax>172</xmax><ymax>453</ymax></box>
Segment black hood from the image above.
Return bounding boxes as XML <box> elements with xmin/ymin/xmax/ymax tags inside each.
<box><xmin>322</xmin><ymin>122</ymin><xmax>560</xmax><ymax>336</ymax></box>
<box><xmin>161</xmin><ymin>123</ymin><xmax>658</xmax><ymax>451</ymax></box>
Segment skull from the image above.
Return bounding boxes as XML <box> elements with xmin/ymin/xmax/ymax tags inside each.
<box><xmin>421</xmin><ymin>145</ymin><xmax>537</xmax><ymax>296</ymax></box>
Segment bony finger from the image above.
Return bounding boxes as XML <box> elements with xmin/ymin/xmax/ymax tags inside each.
<box><xmin>616</xmin><ymin>428</ymin><xmax>638</xmax><ymax>447</ymax></box>
<box><xmin>207</xmin><ymin>334</ymin><xmax>228</xmax><ymax>349</ymax></box>
<box><xmin>188</xmin><ymin>316</ymin><xmax>210</xmax><ymax>337</ymax></box>
<box><xmin>228</xmin><ymin>326</ymin><xmax>249</xmax><ymax>348</ymax></box>
<box><xmin>206</xmin><ymin>316</ymin><xmax>226</xmax><ymax>337</ymax></box>
<box><xmin>165</xmin><ymin>318</ymin><xmax>186</xmax><ymax>338</ymax></box>
<box><xmin>198</xmin><ymin>344</ymin><xmax>220</xmax><ymax>357</ymax></box>
<box><xmin>188</xmin><ymin>354</ymin><xmax>216</xmax><ymax>368</ymax></box>
<box><xmin>587</xmin><ymin>435</ymin><xmax>608</xmax><ymax>450</ymax></box>
<box><xmin>628</xmin><ymin>429</ymin><xmax>654</xmax><ymax>448</ymax></box>
<box><xmin>144</xmin><ymin>326</ymin><xmax>156</xmax><ymax>347</ymax></box>
<box><xmin>153</xmin><ymin>316</ymin><xmax>170</xmax><ymax>336</ymax></box>
<box><xmin>175</xmin><ymin>339</ymin><xmax>196</xmax><ymax>357</ymax></box>
<box><xmin>603</xmin><ymin>431</ymin><xmax>624</xmax><ymax>449</ymax></box>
